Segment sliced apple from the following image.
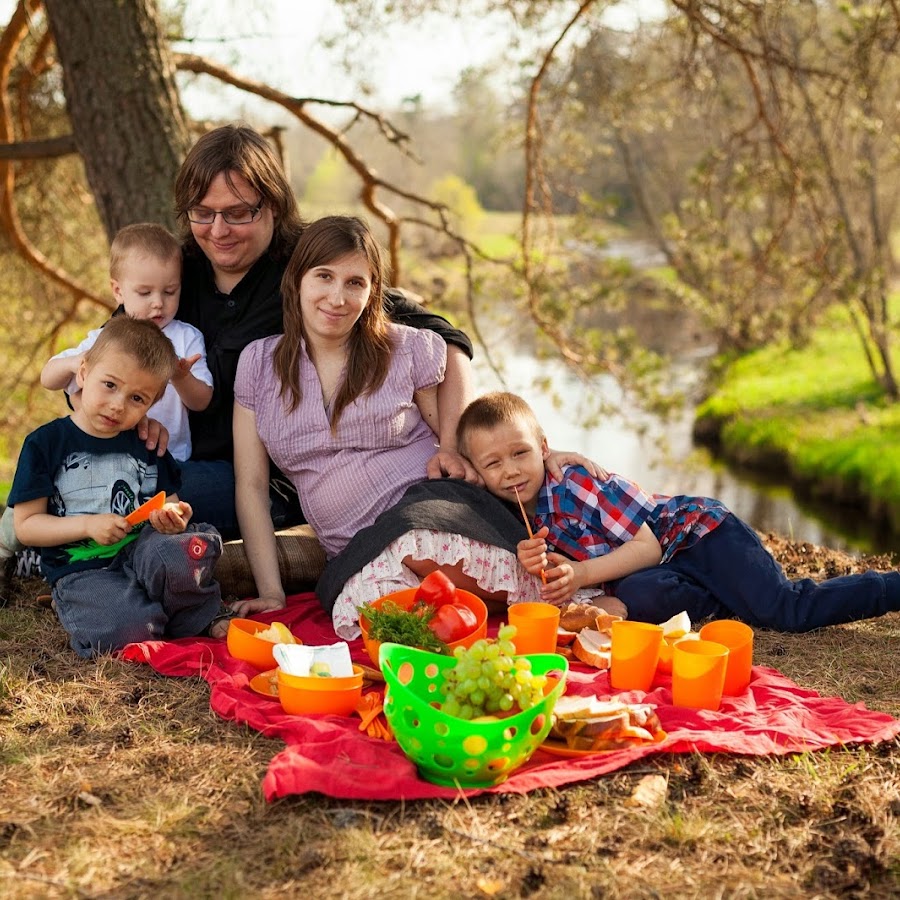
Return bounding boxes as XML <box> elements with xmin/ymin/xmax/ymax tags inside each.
<box><xmin>659</xmin><ymin>610</ymin><xmax>692</xmax><ymax>639</ymax></box>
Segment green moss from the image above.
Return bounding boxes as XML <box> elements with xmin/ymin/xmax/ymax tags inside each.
<box><xmin>697</xmin><ymin>300</ymin><xmax>900</xmax><ymax>529</ymax></box>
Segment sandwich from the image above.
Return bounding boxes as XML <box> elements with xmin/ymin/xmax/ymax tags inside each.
<box><xmin>548</xmin><ymin>694</ymin><xmax>665</xmax><ymax>751</ymax></box>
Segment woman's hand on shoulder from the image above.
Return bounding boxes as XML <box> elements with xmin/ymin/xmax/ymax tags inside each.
<box><xmin>545</xmin><ymin>449</ymin><xmax>608</xmax><ymax>481</ymax></box>
<box><xmin>229</xmin><ymin>594</ymin><xmax>287</xmax><ymax>617</ymax></box>
<box><xmin>426</xmin><ymin>448</ymin><xmax>483</xmax><ymax>485</ymax></box>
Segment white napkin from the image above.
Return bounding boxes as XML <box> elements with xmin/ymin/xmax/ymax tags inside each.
<box><xmin>273</xmin><ymin>642</ymin><xmax>354</xmax><ymax>677</ymax></box>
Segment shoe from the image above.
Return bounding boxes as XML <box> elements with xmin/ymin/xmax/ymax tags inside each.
<box><xmin>14</xmin><ymin>548</ymin><xmax>42</xmax><ymax>579</ymax></box>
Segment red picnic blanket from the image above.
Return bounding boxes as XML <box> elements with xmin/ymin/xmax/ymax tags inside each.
<box><xmin>120</xmin><ymin>593</ymin><xmax>900</xmax><ymax>801</ymax></box>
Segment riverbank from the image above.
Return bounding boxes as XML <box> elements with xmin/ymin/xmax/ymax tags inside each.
<box><xmin>693</xmin><ymin>303</ymin><xmax>900</xmax><ymax>539</ymax></box>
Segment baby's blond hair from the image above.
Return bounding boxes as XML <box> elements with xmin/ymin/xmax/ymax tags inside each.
<box><xmin>109</xmin><ymin>223</ymin><xmax>181</xmax><ymax>280</ymax></box>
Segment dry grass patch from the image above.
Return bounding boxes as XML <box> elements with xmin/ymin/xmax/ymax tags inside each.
<box><xmin>2</xmin><ymin>534</ymin><xmax>899</xmax><ymax>898</ymax></box>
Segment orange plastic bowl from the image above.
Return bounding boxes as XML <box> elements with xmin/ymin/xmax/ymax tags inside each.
<box><xmin>358</xmin><ymin>587</ymin><xmax>488</xmax><ymax>667</ymax></box>
<box><xmin>277</xmin><ymin>665</ymin><xmax>364</xmax><ymax>716</ymax></box>
<box><xmin>226</xmin><ymin>618</ymin><xmax>288</xmax><ymax>670</ymax></box>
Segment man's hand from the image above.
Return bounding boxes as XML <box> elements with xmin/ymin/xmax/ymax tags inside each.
<box><xmin>545</xmin><ymin>450</ymin><xmax>608</xmax><ymax>481</ymax></box>
<box><xmin>426</xmin><ymin>448</ymin><xmax>482</xmax><ymax>484</ymax></box>
<box><xmin>137</xmin><ymin>417</ymin><xmax>170</xmax><ymax>457</ymax></box>
<box><xmin>150</xmin><ymin>501</ymin><xmax>192</xmax><ymax>534</ymax></box>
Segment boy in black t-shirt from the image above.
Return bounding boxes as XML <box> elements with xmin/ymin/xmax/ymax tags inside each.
<box><xmin>8</xmin><ymin>317</ymin><xmax>227</xmax><ymax>657</ymax></box>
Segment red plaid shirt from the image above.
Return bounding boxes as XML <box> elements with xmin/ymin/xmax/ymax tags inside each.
<box><xmin>533</xmin><ymin>466</ymin><xmax>729</xmax><ymax>571</ymax></box>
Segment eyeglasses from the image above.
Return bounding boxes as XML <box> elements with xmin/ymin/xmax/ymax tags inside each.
<box><xmin>186</xmin><ymin>203</ymin><xmax>264</xmax><ymax>225</ymax></box>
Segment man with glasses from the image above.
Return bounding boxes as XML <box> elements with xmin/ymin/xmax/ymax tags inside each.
<box><xmin>168</xmin><ymin>124</ymin><xmax>476</xmax><ymax>540</ymax></box>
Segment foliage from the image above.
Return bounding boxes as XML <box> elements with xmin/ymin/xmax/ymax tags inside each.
<box><xmin>571</xmin><ymin>0</ymin><xmax>900</xmax><ymax>394</ymax></box>
<box><xmin>427</xmin><ymin>173</ymin><xmax>484</xmax><ymax>236</ymax></box>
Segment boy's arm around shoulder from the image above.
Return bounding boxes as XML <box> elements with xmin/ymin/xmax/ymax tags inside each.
<box><xmin>41</xmin><ymin>353</ymin><xmax>82</xmax><ymax>391</ymax></box>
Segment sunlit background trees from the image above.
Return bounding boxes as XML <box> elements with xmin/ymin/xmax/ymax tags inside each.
<box><xmin>1</xmin><ymin>0</ymin><xmax>897</xmax><ymax>477</ymax></box>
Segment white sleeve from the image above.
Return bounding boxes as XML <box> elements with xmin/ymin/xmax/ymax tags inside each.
<box><xmin>49</xmin><ymin>327</ymin><xmax>103</xmax><ymax>395</ymax></box>
<box><xmin>179</xmin><ymin>323</ymin><xmax>213</xmax><ymax>387</ymax></box>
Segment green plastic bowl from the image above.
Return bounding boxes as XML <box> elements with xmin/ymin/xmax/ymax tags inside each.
<box><xmin>379</xmin><ymin>643</ymin><xmax>568</xmax><ymax>788</ymax></box>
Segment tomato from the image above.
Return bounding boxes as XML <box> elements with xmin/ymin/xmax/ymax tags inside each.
<box><xmin>428</xmin><ymin>602</ymin><xmax>479</xmax><ymax>643</ymax></box>
<box><xmin>415</xmin><ymin>570</ymin><xmax>457</xmax><ymax>608</ymax></box>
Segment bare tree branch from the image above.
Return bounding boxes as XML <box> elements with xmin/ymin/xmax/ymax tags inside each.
<box><xmin>0</xmin><ymin>0</ymin><xmax>108</xmax><ymax>311</ymax></box>
<box><xmin>0</xmin><ymin>133</ymin><xmax>76</xmax><ymax>158</ymax></box>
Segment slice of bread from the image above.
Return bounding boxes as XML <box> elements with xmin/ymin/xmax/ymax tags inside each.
<box><xmin>572</xmin><ymin>628</ymin><xmax>612</xmax><ymax>669</ymax></box>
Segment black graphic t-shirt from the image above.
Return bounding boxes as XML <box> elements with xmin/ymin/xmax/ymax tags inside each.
<box><xmin>8</xmin><ymin>417</ymin><xmax>181</xmax><ymax>583</ymax></box>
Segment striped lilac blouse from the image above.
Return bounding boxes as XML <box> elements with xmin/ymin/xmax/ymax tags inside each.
<box><xmin>234</xmin><ymin>323</ymin><xmax>446</xmax><ymax>557</ymax></box>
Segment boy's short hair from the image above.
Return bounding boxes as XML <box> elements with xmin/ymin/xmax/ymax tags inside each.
<box><xmin>456</xmin><ymin>391</ymin><xmax>545</xmax><ymax>457</ymax></box>
<box><xmin>109</xmin><ymin>223</ymin><xmax>181</xmax><ymax>280</ymax></box>
<box><xmin>84</xmin><ymin>316</ymin><xmax>178</xmax><ymax>391</ymax></box>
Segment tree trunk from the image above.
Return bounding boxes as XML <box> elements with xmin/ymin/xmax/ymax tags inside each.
<box><xmin>42</xmin><ymin>0</ymin><xmax>189</xmax><ymax>239</ymax></box>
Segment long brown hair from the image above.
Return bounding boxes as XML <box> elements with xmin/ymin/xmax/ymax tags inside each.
<box><xmin>174</xmin><ymin>124</ymin><xmax>306</xmax><ymax>260</ymax></box>
<box><xmin>274</xmin><ymin>216</ymin><xmax>392</xmax><ymax>431</ymax></box>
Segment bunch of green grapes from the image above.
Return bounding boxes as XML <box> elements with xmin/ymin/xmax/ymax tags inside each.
<box><xmin>439</xmin><ymin>625</ymin><xmax>548</xmax><ymax>720</ymax></box>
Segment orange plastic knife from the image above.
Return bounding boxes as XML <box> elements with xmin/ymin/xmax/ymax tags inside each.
<box><xmin>125</xmin><ymin>491</ymin><xmax>166</xmax><ymax>526</ymax></box>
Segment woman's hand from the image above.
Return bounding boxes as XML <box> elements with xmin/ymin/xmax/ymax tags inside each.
<box><xmin>137</xmin><ymin>417</ymin><xmax>170</xmax><ymax>457</ymax></box>
<box><xmin>426</xmin><ymin>448</ymin><xmax>482</xmax><ymax>484</ymax></box>
<box><xmin>150</xmin><ymin>501</ymin><xmax>192</xmax><ymax>534</ymax></box>
<box><xmin>229</xmin><ymin>595</ymin><xmax>287</xmax><ymax>617</ymax></box>
<box><xmin>545</xmin><ymin>449</ymin><xmax>608</xmax><ymax>481</ymax></box>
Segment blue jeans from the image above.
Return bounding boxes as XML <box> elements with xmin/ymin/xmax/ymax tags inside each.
<box><xmin>178</xmin><ymin>459</ymin><xmax>305</xmax><ymax>541</ymax></box>
<box><xmin>177</xmin><ymin>459</ymin><xmax>240</xmax><ymax>539</ymax></box>
<box><xmin>611</xmin><ymin>514</ymin><xmax>900</xmax><ymax>632</ymax></box>
<box><xmin>52</xmin><ymin>524</ymin><xmax>223</xmax><ymax>658</ymax></box>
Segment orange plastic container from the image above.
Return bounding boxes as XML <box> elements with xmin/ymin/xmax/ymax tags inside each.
<box><xmin>358</xmin><ymin>587</ymin><xmax>488</xmax><ymax>666</ymax></box>
<box><xmin>277</xmin><ymin>665</ymin><xmax>364</xmax><ymax>716</ymax></box>
<box><xmin>609</xmin><ymin>621</ymin><xmax>664</xmax><ymax>692</ymax></box>
<box><xmin>672</xmin><ymin>639</ymin><xmax>729</xmax><ymax>711</ymax></box>
<box><xmin>699</xmin><ymin>620</ymin><xmax>754</xmax><ymax>695</ymax></box>
<box><xmin>226</xmin><ymin>618</ymin><xmax>295</xmax><ymax>670</ymax></box>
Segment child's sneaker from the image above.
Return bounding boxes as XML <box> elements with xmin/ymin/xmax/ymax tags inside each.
<box><xmin>14</xmin><ymin>548</ymin><xmax>42</xmax><ymax>579</ymax></box>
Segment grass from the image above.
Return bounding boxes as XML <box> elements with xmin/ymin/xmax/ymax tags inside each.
<box><xmin>696</xmin><ymin>302</ymin><xmax>900</xmax><ymax>528</ymax></box>
<box><xmin>2</xmin><ymin>535</ymin><xmax>899</xmax><ymax>898</ymax></box>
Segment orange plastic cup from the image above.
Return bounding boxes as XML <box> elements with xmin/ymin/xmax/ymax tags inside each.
<box><xmin>508</xmin><ymin>602</ymin><xmax>561</xmax><ymax>655</ymax></box>
<box><xmin>609</xmin><ymin>621</ymin><xmax>664</xmax><ymax>692</ymax></box>
<box><xmin>699</xmin><ymin>620</ymin><xmax>754</xmax><ymax>695</ymax></box>
<box><xmin>672</xmin><ymin>640</ymin><xmax>729</xmax><ymax>711</ymax></box>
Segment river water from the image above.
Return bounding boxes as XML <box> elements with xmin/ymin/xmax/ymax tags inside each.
<box><xmin>472</xmin><ymin>328</ymin><xmax>897</xmax><ymax>559</ymax></box>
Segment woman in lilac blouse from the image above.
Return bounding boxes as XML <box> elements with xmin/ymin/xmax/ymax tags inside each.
<box><xmin>231</xmin><ymin>216</ymin><xmax>596</xmax><ymax>637</ymax></box>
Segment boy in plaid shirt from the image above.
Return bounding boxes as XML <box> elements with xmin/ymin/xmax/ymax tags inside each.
<box><xmin>457</xmin><ymin>392</ymin><xmax>900</xmax><ymax>632</ymax></box>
